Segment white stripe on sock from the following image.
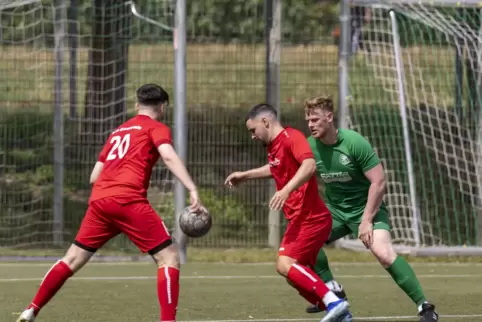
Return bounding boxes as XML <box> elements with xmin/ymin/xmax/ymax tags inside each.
<box><xmin>40</xmin><ymin>260</ymin><xmax>61</xmax><ymax>286</ymax></box>
<box><xmin>164</xmin><ymin>266</ymin><xmax>172</xmax><ymax>304</ymax></box>
<box><xmin>291</xmin><ymin>263</ymin><xmax>317</xmax><ymax>282</ymax></box>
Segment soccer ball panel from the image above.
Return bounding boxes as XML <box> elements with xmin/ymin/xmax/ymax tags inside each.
<box><xmin>179</xmin><ymin>206</ymin><xmax>212</xmax><ymax>238</ymax></box>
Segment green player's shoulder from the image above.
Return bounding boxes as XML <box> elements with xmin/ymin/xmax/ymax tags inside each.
<box><xmin>339</xmin><ymin>128</ymin><xmax>369</xmax><ymax>143</ymax></box>
<box><xmin>339</xmin><ymin>128</ymin><xmax>363</xmax><ymax>138</ymax></box>
<box><xmin>307</xmin><ymin>135</ymin><xmax>317</xmax><ymax>147</ymax></box>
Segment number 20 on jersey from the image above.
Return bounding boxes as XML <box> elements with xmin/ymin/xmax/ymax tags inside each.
<box><xmin>107</xmin><ymin>134</ymin><xmax>131</xmax><ymax>160</ymax></box>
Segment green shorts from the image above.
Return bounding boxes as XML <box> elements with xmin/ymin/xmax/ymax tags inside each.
<box><xmin>326</xmin><ymin>206</ymin><xmax>391</xmax><ymax>244</ymax></box>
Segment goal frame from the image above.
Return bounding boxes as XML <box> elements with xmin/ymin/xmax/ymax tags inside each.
<box><xmin>0</xmin><ymin>0</ymin><xmax>189</xmax><ymax>260</ymax></box>
<box><xmin>337</xmin><ymin>0</ymin><xmax>482</xmax><ymax>256</ymax></box>
<box><xmin>124</xmin><ymin>0</ymin><xmax>189</xmax><ymax>263</ymax></box>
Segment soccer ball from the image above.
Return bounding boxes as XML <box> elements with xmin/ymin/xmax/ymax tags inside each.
<box><xmin>179</xmin><ymin>206</ymin><xmax>212</xmax><ymax>238</ymax></box>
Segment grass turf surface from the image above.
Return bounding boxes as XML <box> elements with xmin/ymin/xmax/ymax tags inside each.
<box><xmin>1</xmin><ymin>259</ymin><xmax>482</xmax><ymax>321</ymax></box>
<box><xmin>0</xmin><ymin>44</ymin><xmax>458</xmax><ymax>112</ymax></box>
<box><xmin>5</xmin><ymin>247</ymin><xmax>482</xmax><ymax>263</ymax></box>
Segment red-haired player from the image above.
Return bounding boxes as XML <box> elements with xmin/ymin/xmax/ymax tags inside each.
<box><xmin>16</xmin><ymin>84</ymin><xmax>201</xmax><ymax>322</ymax></box>
<box><xmin>224</xmin><ymin>104</ymin><xmax>352</xmax><ymax>322</ymax></box>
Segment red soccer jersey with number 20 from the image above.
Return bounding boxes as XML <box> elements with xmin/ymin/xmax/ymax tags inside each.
<box><xmin>267</xmin><ymin>127</ymin><xmax>330</xmax><ymax>221</ymax></box>
<box><xmin>89</xmin><ymin>115</ymin><xmax>172</xmax><ymax>204</ymax></box>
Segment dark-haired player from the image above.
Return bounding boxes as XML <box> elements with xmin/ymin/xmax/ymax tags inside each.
<box><xmin>16</xmin><ymin>84</ymin><xmax>201</xmax><ymax>322</ymax></box>
<box><xmin>302</xmin><ymin>96</ymin><xmax>438</xmax><ymax>322</ymax></box>
<box><xmin>225</xmin><ymin>104</ymin><xmax>352</xmax><ymax>322</ymax></box>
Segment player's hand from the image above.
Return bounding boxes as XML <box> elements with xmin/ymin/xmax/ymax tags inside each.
<box><xmin>224</xmin><ymin>171</ymin><xmax>246</xmax><ymax>188</ymax></box>
<box><xmin>269</xmin><ymin>189</ymin><xmax>289</xmax><ymax>211</ymax></box>
<box><xmin>358</xmin><ymin>220</ymin><xmax>374</xmax><ymax>249</ymax></box>
<box><xmin>188</xmin><ymin>189</ymin><xmax>201</xmax><ymax>212</ymax></box>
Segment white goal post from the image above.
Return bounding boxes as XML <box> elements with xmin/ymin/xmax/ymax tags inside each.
<box><xmin>336</xmin><ymin>0</ymin><xmax>482</xmax><ymax>256</ymax></box>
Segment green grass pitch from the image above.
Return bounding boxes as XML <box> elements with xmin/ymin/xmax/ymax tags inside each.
<box><xmin>1</xmin><ymin>260</ymin><xmax>481</xmax><ymax>321</ymax></box>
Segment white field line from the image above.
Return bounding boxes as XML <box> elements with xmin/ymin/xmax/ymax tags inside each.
<box><xmin>1</xmin><ymin>273</ymin><xmax>482</xmax><ymax>283</ymax></box>
<box><xmin>1</xmin><ymin>261</ymin><xmax>482</xmax><ymax>267</ymax></box>
<box><xmin>174</xmin><ymin>315</ymin><xmax>482</xmax><ymax>322</ymax></box>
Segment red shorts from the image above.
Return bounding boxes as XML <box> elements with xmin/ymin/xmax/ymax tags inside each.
<box><xmin>278</xmin><ymin>214</ymin><xmax>332</xmax><ymax>267</ymax></box>
<box><xmin>74</xmin><ymin>197</ymin><xmax>171</xmax><ymax>255</ymax></box>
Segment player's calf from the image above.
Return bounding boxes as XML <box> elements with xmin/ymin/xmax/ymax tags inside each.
<box><xmin>370</xmin><ymin>230</ymin><xmax>438</xmax><ymax>320</ymax></box>
<box><xmin>278</xmin><ymin>255</ymin><xmax>351</xmax><ymax>321</ymax></box>
<box><xmin>150</xmin><ymin>241</ymin><xmax>181</xmax><ymax>322</ymax></box>
<box><xmin>16</xmin><ymin>244</ymin><xmax>94</xmax><ymax>321</ymax></box>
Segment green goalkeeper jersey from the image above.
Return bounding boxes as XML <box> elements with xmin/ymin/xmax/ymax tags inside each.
<box><xmin>307</xmin><ymin>128</ymin><xmax>387</xmax><ymax>217</ymax></box>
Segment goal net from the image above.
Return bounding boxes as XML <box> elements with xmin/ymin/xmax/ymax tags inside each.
<box><xmin>0</xmin><ymin>0</ymin><xmax>176</xmax><ymax>253</ymax></box>
<box><xmin>338</xmin><ymin>0</ymin><xmax>482</xmax><ymax>255</ymax></box>
<box><xmin>0</xmin><ymin>0</ymin><xmax>55</xmax><ymax>249</ymax></box>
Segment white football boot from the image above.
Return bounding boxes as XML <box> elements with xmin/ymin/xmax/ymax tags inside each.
<box><xmin>15</xmin><ymin>307</ymin><xmax>36</xmax><ymax>322</ymax></box>
<box><xmin>320</xmin><ymin>300</ymin><xmax>351</xmax><ymax>322</ymax></box>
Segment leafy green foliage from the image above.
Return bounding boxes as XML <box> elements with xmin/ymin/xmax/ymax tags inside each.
<box><xmin>1</xmin><ymin>0</ymin><xmax>339</xmax><ymax>45</ymax></box>
<box><xmin>152</xmin><ymin>188</ymin><xmax>250</xmax><ymax>238</ymax></box>
<box><xmin>1</xmin><ymin>102</ymin><xmax>479</xmax><ymax>246</ymax></box>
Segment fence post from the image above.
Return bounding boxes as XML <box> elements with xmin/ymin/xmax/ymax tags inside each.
<box><xmin>173</xmin><ymin>0</ymin><xmax>188</xmax><ymax>263</ymax></box>
<box><xmin>53</xmin><ymin>0</ymin><xmax>67</xmax><ymax>246</ymax></box>
<box><xmin>69</xmin><ymin>0</ymin><xmax>78</xmax><ymax>119</ymax></box>
<box><xmin>389</xmin><ymin>10</ymin><xmax>421</xmax><ymax>247</ymax></box>
<box><xmin>265</xmin><ymin>0</ymin><xmax>281</xmax><ymax>248</ymax></box>
<box><xmin>476</xmin><ymin>10</ymin><xmax>482</xmax><ymax>245</ymax></box>
<box><xmin>337</xmin><ymin>0</ymin><xmax>351</xmax><ymax>129</ymax></box>
<box><xmin>332</xmin><ymin>0</ymin><xmax>352</xmax><ymax>249</ymax></box>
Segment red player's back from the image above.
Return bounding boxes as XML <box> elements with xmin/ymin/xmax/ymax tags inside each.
<box><xmin>267</xmin><ymin>127</ymin><xmax>328</xmax><ymax>221</ymax></box>
<box><xmin>90</xmin><ymin>114</ymin><xmax>172</xmax><ymax>203</ymax></box>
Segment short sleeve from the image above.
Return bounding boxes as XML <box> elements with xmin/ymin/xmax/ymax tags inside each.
<box><xmin>289</xmin><ymin>129</ymin><xmax>314</xmax><ymax>163</ymax></box>
<box><xmin>350</xmin><ymin>133</ymin><xmax>380</xmax><ymax>172</ymax></box>
<box><xmin>150</xmin><ymin>123</ymin><xmax>172</xmax><ymax>147</ymax></box>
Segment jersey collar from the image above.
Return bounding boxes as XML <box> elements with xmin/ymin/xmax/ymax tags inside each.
<box><xmin>269</xmin><ymin>127</ymin><xmax>289</xmax><ymax>147</ymax></box>
<box><xmin>318</xmin><ymin>129</ymin><xmax>343</xmax><ymax>146</ymax></box>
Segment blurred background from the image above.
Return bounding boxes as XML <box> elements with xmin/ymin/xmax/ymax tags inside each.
<box><xmin>1</xmin><ymin>0</ymin><xmax>482</xmax><ymax>257</ymax></box>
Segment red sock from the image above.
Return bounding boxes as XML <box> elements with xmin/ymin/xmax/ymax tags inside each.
<box><xmin>287</xmin><ymin>263</ymin><xmax>330</xmax><ymax>300</ymax></box>
<box><xmin>28</xmin><ymin>260</ymin><xmax>73</xmax><ymax>315</ymax></box>
<box><xmin>157</xmin><ymin>266</ymin><xmax>180</xmax><ymax>322</ymax></box>
<box><xmin>294</xmin><ymin>285</ymin><xmax>326</xmax><ymax>310</ymax></box>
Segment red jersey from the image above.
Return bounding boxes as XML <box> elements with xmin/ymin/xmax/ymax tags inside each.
<box><xmin>89</xmin><ymin>115</ymin><xmax>172</xmax><ymax>203</ymax></box>
<box><xmin>267</xmin><ymin>127</ymin><xmax>329</xmax><ymax>221</ymax></box>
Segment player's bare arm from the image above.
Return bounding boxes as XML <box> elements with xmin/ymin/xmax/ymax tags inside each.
<box><xmin>303</xmin><ymin>97</ymin><xmax>437</xmax><ymax>321</ymax></box>
<box><xmin>157</xmin><ymin>143</ymin><xmax>200</xmax><ymax>211</ymax></box>
<box><xmin>243</xmin><ymin>164</ymin><xmax>272</xmax><ymax>179</ymax></box>
<box><xmin>89</xmin><ymin>161</ymin><xmax>104</xmax><ymax>184</ymax></box>
<box><xmin>224</xmin><ymin>164</ymin><xmax>272</xmax><ymax>187</ymax></box>
<box><xmin>15</xmin><ymin>84</ymin><xmax>188</xmax><ymax>322</ymax></box>
<box><xmin>359</xmin><ymin>163</ymin><xmax>387</xmax><ymax>248</ymax></box>
<box><xmin>269</xmin><ymin>158</ymin><xmax>316</xmax><ymax>211</ymax></box>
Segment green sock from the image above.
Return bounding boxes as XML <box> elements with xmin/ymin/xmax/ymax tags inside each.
<box><xmin>386</xmin><ymin>256</ymin><xmax>426</xmax><ymax>306</ymax></box>
<box><xmin>314</xmin><ymin>248</ymin><xmax>335</xmax><ymax>282</ymax></box>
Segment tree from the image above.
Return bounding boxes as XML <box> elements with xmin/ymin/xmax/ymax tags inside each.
<box><xmin>83</xmin><ymin>0</ymin><xmax>130</xmax><ymax>145</ymax></box>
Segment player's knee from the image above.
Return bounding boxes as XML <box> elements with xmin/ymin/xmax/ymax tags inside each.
<box><xmin>276</xmin><ymin>262</ymin><xmax>289</xmax><ymax>276</ymax></box>
<box><xmin>276</xmin><ymin>256</ymin><xmax>296</xmax><ymax>277</ymax></box>
<box><xmin>62</xmin><ymin>243</ymin><xmax>95</xmax><ymax>272</ymax></box>
<box><xmin>370</xmin><ymin>230</ymin><xmax>397</xmax><ymax>267</ymax></box>
<box><xmin>151</xmin><ymin>242</ymin><xmax>180</xmax><ymax>269</ymax></box>
<box><xmin>372</xmin><ymin>246</ymin><xmax>397</xmax><ymax>267</ymax></box>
